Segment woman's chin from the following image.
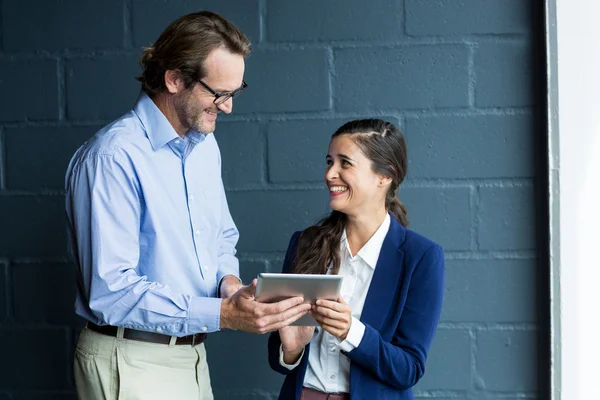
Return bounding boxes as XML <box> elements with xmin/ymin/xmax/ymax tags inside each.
<box><xmin>329</xmin><ymin>200</ymin><xmax>348</xmax><ymax>214</ymax></box>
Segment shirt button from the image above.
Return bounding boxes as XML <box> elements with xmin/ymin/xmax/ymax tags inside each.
<box><xmin>175</xmin><ymin>139</ymin><xmax>181</xmax><ymax>145</ymax></box>
<box><xmin>350</xmin><ymin>270</ymin><xmax>355</xmax><ymax>276</ymax></box>
<box><xmin>189</xmin><ymin>195</ymin><xmax>194</xmax><ymax>201</ymax></box>
<box><xmin>330</xmin><ymin>374</ymin><xmax>336</xmax><ymax>379</ymax></box>
<box><xmin>156</xmin><ymin>327</ymin><xmax>163</xmax><ymax>333</ymax></box>
<box><xmin>203</xmin><ymin>266</ymin><xmax>209</xmax><ymax>271</ymax></box>
<box><xmin>201</xmin><ymin>327</ymin><xmax>208</xmax><ymax>332</ymax></box>
<box><xmin>195</xmin><ymin>230</ymin><xmax>200</xmax><ymax>236</ymax></box>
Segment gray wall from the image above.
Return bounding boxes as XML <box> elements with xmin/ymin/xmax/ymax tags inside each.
<box><xmin>0</xmin><ymin>1</ymin><xmax>547</xmax><ymax>399</ymax></box>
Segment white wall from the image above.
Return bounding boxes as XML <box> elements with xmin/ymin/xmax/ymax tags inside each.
<box><xmin>553</xmin><ymin>0</ymin><xmax>600</xmax><ymax>398</ymax></box>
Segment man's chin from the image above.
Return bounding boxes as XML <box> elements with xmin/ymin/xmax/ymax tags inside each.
<box><xmin>195</xmin><ymin>122</ymin><xmax>216</xmax><ymax>135</ymax></box>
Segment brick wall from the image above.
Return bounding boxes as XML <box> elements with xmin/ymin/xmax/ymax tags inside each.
<box><xmin>0</xmin><ymin>1</ymin><xmax>546</xmax><ymax>399</ymax></box>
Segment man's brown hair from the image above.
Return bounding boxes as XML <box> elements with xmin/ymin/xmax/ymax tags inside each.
<box><xmin>137</xmin><ymin>11</ymin><xmax>251</xmax><ymax>96</ymax></box>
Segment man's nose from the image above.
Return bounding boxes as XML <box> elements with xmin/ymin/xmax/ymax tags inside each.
<box><xmin>217</xmin><ymin>97</ymin><xmax>233</xmax><ymax>114</ymax></box>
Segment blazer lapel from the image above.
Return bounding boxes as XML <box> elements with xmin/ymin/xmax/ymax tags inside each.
<box><xmin>360</xmin><ymin>217</ymin><xmax>405</xmax><ymax>331</ymax></box>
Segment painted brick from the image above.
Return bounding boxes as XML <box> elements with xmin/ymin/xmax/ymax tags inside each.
<box><xmin>0</xmin><ymin>263</ymin><xmax>6</xmax><ymax>323</ymax></box>
<box><xmin>442</xmin><ymin>259</ymin><xmax>538</xmax><ymax>323</ymax></box>
<box><xmin>65</xmin><ymin>56</ymin><xmax>140</xmax><ymax>120</ymax></box>
<box><xmin>227</xmin><ymin>190</ymin><xmax>330</xmax><ymax>253</ymax></box>
<box><xmin>206</xmin><ymin>331</ymin><xmax>283</xmax><ymax>394</ymax></box>
<box><xmin>238</xmin><ymin>260</ymin><xmax>268</xmax><ymax>284</ymax></box>
<box><xmin>12</xmin><ymin>393</ymin><xmax>77</xmax><ymax>400</ymax></box>
<box><xmin>214</xmin><ymin>122</ymin><xmax>264</xmax><ymax>189</ymax></box>
<box><xmin>415</xmin><ymin>329</ymin><xmax>471</xmax><ymax>390</ymax></box>
<box><xmin>476</xmin><ymin>330</ymin><xmax>538</xmax><ymax>391</ymax></box>
<box><xmin>0</xmin><ymin>196</ymin><xmax>66</xmax><ymax>258</ymax></box>
<box><xmin>478</xmin><ymin>185</ymin><xmax>537</xmax><ymax>250</ymax></box>
<box><xmin>267</xmin><ymin>0</ymin><xmax>402</xmax><ymax>42</ymax></box>
<box><xmin>0</xmin><ymin>329</ymin><xmax>69</xmax><ymax>390</ymax></box>
<box><xmin>405</xmin><ymin>114</ymin><xmax>537</xmax><ymax>179</ymax></box>
<box><xmin>12</xmin><ymin>263</ymin><xmax>82</xmax><ymax>326</ymax></box>
<box><xmin>406</xmin><ymin>0</ymin><xmax>531</xmax><ymax>36</ymax></box>
<box><xmin>237</xmin><ymin>49</ymin><xmax>330</xmax><ymax>113</ymax></box>
<box><xmin>0</xmin><ymin>59</ymin><xmax>58</xmax><ymax>122</ymax></box>
<box><xmin>267</xmin><ymin>117</ymin><xmax>401</xmax><ymax>183</ymax></box>
<box><xmin>475</xmin><ymin>42</ymin><xmax>536</xmax><ymax>107</ymax></box>
<box><xmin>131</xmin><ymin>0</ymin><xmax>260</xmax><ymax>47</ymax></box>
<box><xmin>2</xmin><ymin>0</ymin><xmax>123</xmax><ymax>51</ymax></box>
<box><xmin>4</xmin><ymin>126</ymin><xmax>98</xmax><ymax>190</ymax></box>
<box><xmin>401</xmin><ymin>187</ymin><xmax>471</xmax><ymax>251</ymax></box>
<box><xmin>335</xmin><ymin>46</ymin><xmax>469</xmax><ymax>111</ymax></box>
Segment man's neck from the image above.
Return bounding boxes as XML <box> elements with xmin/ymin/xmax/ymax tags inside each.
<box><xmin>152</xmin><ymin>93</ymin><xmax>188</xmax><ymax>138</ymax></box>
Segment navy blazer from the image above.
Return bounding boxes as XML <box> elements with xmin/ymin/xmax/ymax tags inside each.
<box><xmin>268</xmin><ymin>216</ymin><xmax>445</xmax><ymax>400</ymax></box>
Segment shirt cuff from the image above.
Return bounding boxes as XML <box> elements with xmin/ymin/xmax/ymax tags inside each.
<box><xmin>188</xmin><ymin>296</ymin><xmax>223</xmax><ymax>333</ymax></box>
<box><xmin>218</xmin><ymin>275</ymin><xmax>242</xmax><ymax>298</ymax></box>
<box><xmin>337</xmin><ymin>317</ymin><xmax>365</xmax><ymax>352</ymax></box>
<box><xmin>279</xmin><ymin>343</ymin><xmax>304</xmax><ymax>370</ymax></box>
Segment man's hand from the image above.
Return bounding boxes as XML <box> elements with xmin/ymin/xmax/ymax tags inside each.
<box><xmin>219</xmin><ymin>275</ymin><xmax>243</xmax><ymax>298</ymax></box>
<box><xmin>220</xmin><ymin>279</ymin><xmax>312</xmax><ymax>334</ymax></box>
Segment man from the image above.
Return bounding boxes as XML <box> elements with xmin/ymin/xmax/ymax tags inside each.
<box><xmin>65</xmin><ymin>11</ymin><xmax>311</xmax><ymax>400</ymax></box>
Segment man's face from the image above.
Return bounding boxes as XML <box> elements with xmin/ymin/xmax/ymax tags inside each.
<box><xmin>174</xmin><ymin>47</ymin><xmax>245</xmax><ymax>134</ymax></box>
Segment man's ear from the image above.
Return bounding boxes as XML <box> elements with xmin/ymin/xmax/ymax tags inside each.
<box><xmin>164</xmin><ymin>69</ymin><xmax>184</xmax><ymax>94</ymax></box>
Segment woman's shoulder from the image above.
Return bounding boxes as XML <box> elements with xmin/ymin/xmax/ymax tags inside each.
<box><xmin>400</xmin><ymin>227</ymin><xmax>444</xmax><ymax>262</ymax></box>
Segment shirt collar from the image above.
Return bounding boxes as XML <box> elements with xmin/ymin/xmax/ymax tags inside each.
<box><xmin>133</xmin><ymin>91</ymin><xmax>207</xmax><ymax>151</ymax></box>
<box><xmin>341</xmin><ymin>213</ymin><xmax>391</xmax><ymax>269</ymax></box>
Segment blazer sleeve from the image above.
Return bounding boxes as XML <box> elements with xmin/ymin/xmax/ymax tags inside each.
<box><xmin>267</xmin><ymin>231</ymin><xmax>306</xmax><ymax>375</ymax></box>
<box><xmin>345</xmin><ymin>244</ymin><xmax>445</xmax><ymax>390</ymax></box>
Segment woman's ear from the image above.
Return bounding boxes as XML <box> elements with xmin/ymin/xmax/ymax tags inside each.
<box><xmin>164</xmin><ymin>69</ymin><xmax>184</xmax><ymax>94</ymax></box>
<box><xmin>378</xmin><ymin>175</ymin><xmax>393</xmax><ymax>187</ymax></box>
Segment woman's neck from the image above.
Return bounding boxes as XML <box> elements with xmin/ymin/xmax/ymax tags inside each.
<box><xmin>344</xmin><ymin>207</ymin><xmax>388</xmax><ymax>257</ymax></box>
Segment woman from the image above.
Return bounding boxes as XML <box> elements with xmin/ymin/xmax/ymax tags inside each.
<box><xmin>267</xmin><ymin>119</ymin><xmax>445</xmax><ymax>400</ymax></box>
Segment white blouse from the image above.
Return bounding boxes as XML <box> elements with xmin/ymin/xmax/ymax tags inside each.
<box><xmin>280</xmin><ymin>214</ymin><xmax>391</xmax><ymax>393</ymax></box>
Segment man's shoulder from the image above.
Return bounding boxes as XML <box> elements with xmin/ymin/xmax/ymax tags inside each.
<box><xmin>77</xmin><ymin>111</ymin><xmax>147</xmax><ymax>160</ymax></box>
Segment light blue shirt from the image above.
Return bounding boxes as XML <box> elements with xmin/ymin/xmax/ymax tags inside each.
<box><xmin>65</xmin><ymin>92</ymin><xmax>239</xmax><ymax>336</ymax></box>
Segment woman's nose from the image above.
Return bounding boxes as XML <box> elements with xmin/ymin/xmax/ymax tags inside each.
<box><xmin>325</xmin><ymin>165</ymin><xmax>339</xmax><ymax>181</ymax></box>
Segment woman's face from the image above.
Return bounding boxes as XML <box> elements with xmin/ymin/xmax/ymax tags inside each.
<box><xmin>325</xmin><ymin>135</ymin><xmax>386</xmax><ymax>217</ymax></box>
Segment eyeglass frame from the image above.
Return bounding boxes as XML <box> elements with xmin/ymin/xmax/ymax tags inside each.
<box><xmin>197</xmin><ymin>79</ymin><xmax>248</xmax><ymax>105</ymax></box>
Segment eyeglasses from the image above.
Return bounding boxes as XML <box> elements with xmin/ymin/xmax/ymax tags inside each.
<box><xmin>197</xmin><ymin>80</ymin><xmax>248</xmax><ymax>105</ymax></box>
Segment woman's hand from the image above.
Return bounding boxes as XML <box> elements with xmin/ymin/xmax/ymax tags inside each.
<box><xmin>311</xmin><ymin>296</ymin><xmax>352</xmax><ymax>340</ymax></box>
<box><xmin>279</xmin><ymin>324</ymin><xmax>315</xmax><ymax>364</ymax></box>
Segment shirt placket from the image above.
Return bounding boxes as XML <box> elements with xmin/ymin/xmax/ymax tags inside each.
<box><xmin>176</xmin><ymin>137</ymin><xmax>210</xmax><ymax>288</ymax></box>
<box><xmin>325</xmin><ymin>333</ymin><xmax>340</xmax><ymax>392</ymax></box>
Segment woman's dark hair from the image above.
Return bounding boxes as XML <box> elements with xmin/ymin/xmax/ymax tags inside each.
<box><xmin>137</xmin><ymin>11</ymin><xmax>251</xmax><ymax>96</ymax></box>
<box><xmin>292</xmin><ymin>119</ymin><xmax>408</xmax><ymax>275</ymax></box>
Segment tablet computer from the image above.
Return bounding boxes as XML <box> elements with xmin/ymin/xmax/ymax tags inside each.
<box><xmin>255</xmin><ymin>273</ymin><xmax>343</xmax><ymax>326</ymax></box>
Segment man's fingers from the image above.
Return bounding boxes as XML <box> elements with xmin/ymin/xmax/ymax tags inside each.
<box><xmin>237</xmin><ymin>283</ymin><xmax>256</xmax><ymax>298</ymax></box>
<box><xmin>257</xmin><ymin>304</ymin><xmax>311</xmax><ymax>333</ymax></box>
<box><xmin>262</xmin><ymin>296</ymin><xmax>307</xmax><ymax>314</ymax></box>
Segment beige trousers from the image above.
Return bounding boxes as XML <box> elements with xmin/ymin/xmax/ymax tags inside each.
<box><xmin>74</xmin><ymin>326</ymin><xmax>213</xmax><ymax>400</ymax></box>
